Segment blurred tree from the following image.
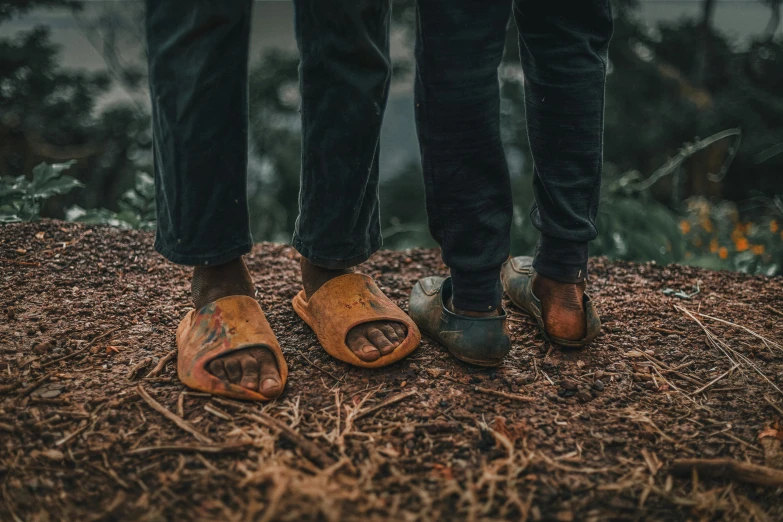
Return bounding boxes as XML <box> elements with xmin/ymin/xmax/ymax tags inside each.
<box><xmin>0</xmin><ymin>0</ymin><xmax>150</xmax><ymax>217</ymax></box>
<box><xmin>247</xmin><ymin>50</ymin><xmax>302</xmax><ymax>243</ymax></box>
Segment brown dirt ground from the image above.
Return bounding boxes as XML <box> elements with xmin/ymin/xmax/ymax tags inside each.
<box><xmin>1</xmin><ymin>220</ymin><xmax>783</xmax><ymax>522</ymax></box>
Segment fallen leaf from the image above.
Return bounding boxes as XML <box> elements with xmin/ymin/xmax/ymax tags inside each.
<box><xmin>35</xmin><ymin>231</ymin><xmax>45</xmax><ymax>240</ymax></box>
<box><xmin>624</xmin><ymin>350</ymin><xmax>645</xmax><ymax>358</ymax></box>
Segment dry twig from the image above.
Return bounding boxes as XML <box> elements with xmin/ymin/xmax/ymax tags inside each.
<box><xmin>127</xmin><ymin>442</ymin><xmax>251</xmax><ymax>455</ymax></box>
<box><xmin>18</xmin><ymin>371</ymin><xmax>54</xmax><ymax>397</ymax></box>
<box><xmin>41</xmin><ymin>327</ymin><xmax>120</xmax><ymax>368</ymax></box>
<box><xmin>247</xmin><ymin>412</ymin><xmax>335</xmax><ymax>468</ymax></box>
<box><xmin>145</xmin><ymin>350</ymin><xmax>176</xmax><ymax>378</ymax></box>
<box><xmin>355</xmin><ymin>390</ymin><xmax>417</xmax><ymax>421</ymax></box>
<box><xmin>473</xmin><ymin>386</ymin><xmax>535</xmax><ymax>403</ymax></box>
<box><xmin>136</xmin><ymin>385</ymin><xmax>213</xmax><ymax>444</ymax></box>
<box><xmin>126</xmin><ymin>357</ymin><xmax>152</xmax><ymax>380</ymax></box>
<box><xmin>672</xmin><ymin>458</ymin><xmax>783</xmax><ymax>488</ymax></box>
<box><xmin>690</xmin><ymin>364</ymin><xmax>740</xmax><ymax>396</ymax></box>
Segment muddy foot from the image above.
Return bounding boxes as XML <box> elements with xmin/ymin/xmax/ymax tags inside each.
<box><xmin>192</xmin><ymin>257</ymin><xmax>283</xmax><ymax>397</ymax></box>
<box><xmin>532</xmin><ymin>273</ymin><xmax>586</xmax><ymax>341</ymax></box>
<box><xmin>300</xmin><ymin>258</ymin><xmax>407</xmax><ymax>362</ymax></box>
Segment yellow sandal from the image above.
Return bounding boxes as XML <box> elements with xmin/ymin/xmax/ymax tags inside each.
<box><xmin>292</xmin><ymin>274</ymin><xmax>421</xmax><ymax>368</ymax></box>
<box><xmin>177</xmin><ymin>295</ymin><xmax>288</xmax><ymax>401</ymax></box>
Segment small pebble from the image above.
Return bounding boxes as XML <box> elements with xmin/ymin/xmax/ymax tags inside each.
<box><xmin>39</xmin><ymin>389</ymin><xmax>62</xmax><ymax>399</ymax></box>
<box><xmin>592</xmin><ymin>380</ymin><xmax>606</xmax><ymax>392</ymax></box>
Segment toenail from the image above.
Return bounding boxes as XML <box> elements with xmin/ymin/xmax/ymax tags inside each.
<box><xmin>362</xmin><ymin>346</ymin><xmax>379</xmax><ymax>354</ymax></box>
<box><xmin>260</xmin><ymin>378</ymin><xmax>279</xmax><ymax>392</ymax></box>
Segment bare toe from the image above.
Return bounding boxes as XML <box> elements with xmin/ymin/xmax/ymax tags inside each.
<box><xmin>223</xmin><ymin>357</ymin><xmax>243</xmax><ymax>385</ymax></box>
<box><xmin>391</xmin><ymin>322</ymin><xmax>407</xmax><ymax>340</ymax></box>
<box><xmin>208</xmin><ymin>359</ymin><xmax>229</xmax><ymax>382</ymax></box>
<box><xmin>347</xmin><ymin>329</ymin><xmax>382</xmax><ymax>362</ymax></box>
<box><xmin>239</xmin><ymin>354</ymin><xmax>260</xmax><ymax>391</ymax></box>
<box><xmin>379</xmin><ymin>324</ymin><xmax>400</xmax><ymax>344</ymax></box>
<box><xmin>207</xmin><ymin>347</ymin><xmax>283</xmax><ymax>397</ymax></box>
<box><xmin>366</xmin><ymin>326</ymin><xmax>394</xmax><ymax>353</ymax></box>
<box><xmin>255</xmin><ymin>349</ymin><xmax>283</xmax><ymax>396</ymax></box>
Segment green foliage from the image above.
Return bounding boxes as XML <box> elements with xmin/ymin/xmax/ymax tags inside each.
<box><xmin>0</xmin><ymin>3</ymin><xmax>150</xmax><ymax>219</ymax></box>
<box><xmin>0</xmin><ymin>161</ymin><xmax>82</xmax><ymax>222</ymax></box>
<box><xmin>66</xmin><ymin>171</ymin><xmax>155</xmax><ymax>230</ymax></box>
<box><xmin>3</xmin><ymin>0</ymin><xmax>780</xmax><ymax>280</ymax></box>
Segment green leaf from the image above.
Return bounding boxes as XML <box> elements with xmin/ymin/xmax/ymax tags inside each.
<box><xmin>0</xmin><ymin>175</ymin><xmax>30</xmax><ymax>200</ymax></box>
<box><xmin>0</xmin><ymin>213</ymin><xmax>22</xmax><ymax>223</ymax></box>
<box><xmin>30</xmin><ymin>160</ymin><xmax>83</xmax><ymax>199</ymax></box>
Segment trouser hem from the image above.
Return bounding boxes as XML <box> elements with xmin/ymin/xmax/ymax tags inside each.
<box><xmin>154</xmin><ymin>238</ymin><xmax>252</xmax><ymax>267</ymax></box>
<box><xmin>533</xmin><ymin>234</ymin><xmax>589</xmax><ymax>283</ymax></box>
<box><xmin>292</xmin><ymin>234</ymin><xmax>382</xmax><ymax>270</ymax></box>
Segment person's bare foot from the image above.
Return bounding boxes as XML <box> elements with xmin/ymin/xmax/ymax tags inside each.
<box><xmin>192</xmin><ymin>257</ymin><xmax>283</xmax><ymax>397</ymax></box>
<box><xmin>532</xmin><ymin>273</ymin><xmax>586</xmax><ymax>341</ymax></box>
<box><xmin>300</xmin><ymin>258</ymin><xmax>407</xmax><ymax>362</ymax></box>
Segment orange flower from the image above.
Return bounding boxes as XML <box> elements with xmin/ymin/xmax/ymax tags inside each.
<box><xmin>685</xmin><ymin>251</ymin><xmax>692</xmax><ymax>259</ymax></box>
<box><xmin>701</xmin><ymin>218</ymin><xmax>714</xmax><ymax>233</ymax></box>
<box><xmin>735</xmin><ymin>237</ymin><xmax>749</xmax><ymax>252</ymax></box>
<box><xmin>771</xmin><ymin>220</ymin><xmax>779</xmax><ymax>233</ymax></box>
<box><xmin>731</xmin><ymin>224</ymin><xmax>744</xmax><ymax>241</ymax></box>
<box><xmin>751</xmin><ymin>244</ymin><xmax>765</xmax><ymax>255</ymax></box>
<box><xmin>719</xmin><ymin>247</ymin><xmax>728</xmax><ymax>259</ymax></box>
<box><xmin>709</xmin><ymin>238</ymin><xmax>718</xmax><ymax>253</ymax></box>
<box><xmin>679</xmin><ymin>220</ymin><xmax>691</xmax><ymax>235</ymax></box>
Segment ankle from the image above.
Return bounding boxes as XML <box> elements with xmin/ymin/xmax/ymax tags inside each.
<box><xmin>300</xmin><ymin>258</ymin><xmax>353</xmax><ymax>300</ymax></box>
<box><xmin>191</xmin><ymin>257</ymin><xmax>254</xmax><ymax>309</ymax></box>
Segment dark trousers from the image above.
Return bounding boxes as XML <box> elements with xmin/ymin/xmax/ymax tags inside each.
<box><xmin>146</xmin><ymin>0</ymin><xmax>613</xmax><ymax>312</ymax></box>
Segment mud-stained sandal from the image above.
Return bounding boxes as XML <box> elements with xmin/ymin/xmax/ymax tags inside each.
<box><xmin>409</xmin><ymin>277</ymin><xmax>511</xmax><ymax>367</ymax></box>
<box><xmin>177</xmin><ymin>295</ymin><xmax>288</xmax><ymax>401</ymax></box>
<box><xmin>501</xmin><ymin>256</ymin><xmax>601</xmax><ymax>348</ymax></box>
<box><xmin>291</xmin><ymin>273</ymin><xmax>421</xmax><ymax>368</ymax></box>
